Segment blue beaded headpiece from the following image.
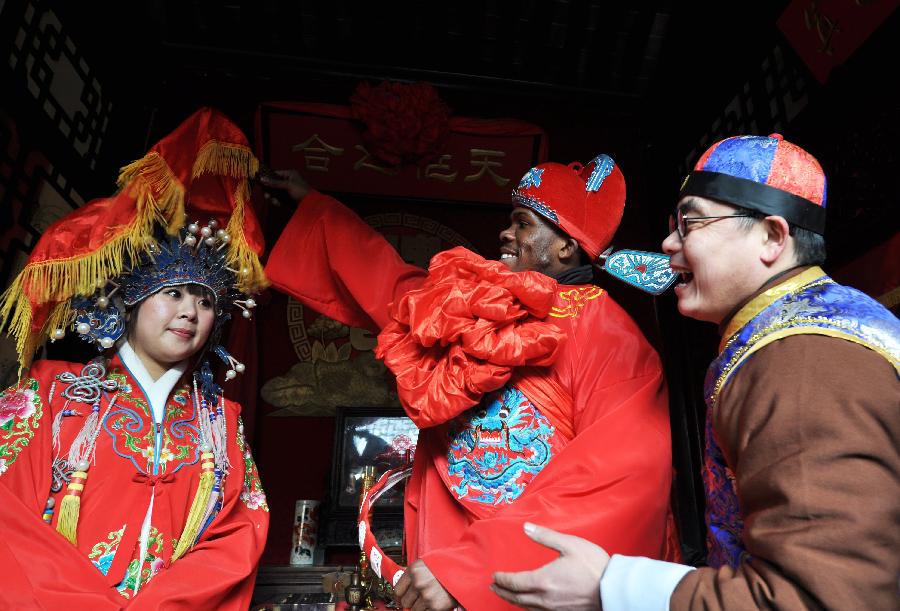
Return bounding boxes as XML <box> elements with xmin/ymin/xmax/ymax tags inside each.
<box><xmin>120</xmin><ymin>221</ymin><xmax>238</xmax><ymax>307</ymax></box>
<box><xmin>71</xmin><ymin>219</ymin><xmax>257</xmax><ymax>401</ymax></box>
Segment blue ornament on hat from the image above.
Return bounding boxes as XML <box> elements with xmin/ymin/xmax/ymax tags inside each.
<box><xmin>71</xmin><ymin>297</ymin><xmax>125</xmax><ymax>350</ymax></box>
<box><xmin>120</xmin><ymin>219</ymin><xmax>239</xmax><ymax>308</ymax></box>
<box><xmin>599</xmin><ymin>249</ymin><xmax>678</xmax><ymax>296</ymax></box>
<box><xmin>513</xmin><ymin>156</ymin><xmax>677</xmax><ymax>295</ymax></box>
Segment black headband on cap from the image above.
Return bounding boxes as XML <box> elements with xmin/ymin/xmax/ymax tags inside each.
<box><xmin>680</xmin><ymin>171</ymin><xmax>826</xmax><ymax>235</ymax></box>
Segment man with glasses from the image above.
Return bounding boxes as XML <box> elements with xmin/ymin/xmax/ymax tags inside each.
<box><xmin>492</xmin><ymin>134</ymin><xmax>900</xmax><ymax>610</ymax></box>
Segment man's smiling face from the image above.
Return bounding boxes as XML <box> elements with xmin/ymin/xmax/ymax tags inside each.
<box><xmin>662</xmin><ymin>196</ymin><xmax>764</xmax><ymax>324</ymax></box>
<box><xmin>498</xmin><ymin>206</ymin><xmax>569</xmax><ymax>275</ymax></box>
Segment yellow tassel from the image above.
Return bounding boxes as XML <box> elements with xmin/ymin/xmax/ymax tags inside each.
<box><xmin>171</xmin><ymin>453</ymin><xmax>216</xmax><ymax>562</ymax></box>
<box><xmin>192</xmin><ymin>141</ymin><xmax>259</xmax><ymax>180</ymax></box>
<box><xmin>225</xmin><ymin>184</ymin><xmax>269</xmax><ymax>294</ymax></box>
<box><xmin>0</xmin><ymin>220</ymin><xmax>157</xmax><ymax>371</ymax></box>
<box><xmin>0</xmin><ymin>151</ymin><xmax>190</xmax><ymax>371</ymax></box>
<box><xmin>118</xmin><ymin>151</ymin><xmax>186</xmax><ymax>235</ymax></box>
<box><xmin>1</xmin><ymin>143</ymin><xmax>261</xmax><ymax>372</ymax></box>
<box><xmin>56</xmin><ymin>470</ymin><xmax>88</xmax><ymax>545</ymax></box>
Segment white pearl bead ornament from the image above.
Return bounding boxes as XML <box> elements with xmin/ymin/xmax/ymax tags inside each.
<box><xmin>76</xmin><ymin>323</ymin><xmax>91</xmax><ymax>335</ymax></box>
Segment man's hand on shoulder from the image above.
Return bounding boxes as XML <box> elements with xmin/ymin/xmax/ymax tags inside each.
<box><xmin>492</xmin><ymin>523</ymin><xmax>609</xmax><ymax>611</ymax></box>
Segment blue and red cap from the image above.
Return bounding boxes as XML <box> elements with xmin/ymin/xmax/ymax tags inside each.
<box><xmin>512</xmin><ymin>154</ymin><xmax>626</xmax><ymax>259</ymax></box>
<box><xmin>680</xmin><ymin>134</ymin><xmax>827</xmax><ymax>235</ymax></box>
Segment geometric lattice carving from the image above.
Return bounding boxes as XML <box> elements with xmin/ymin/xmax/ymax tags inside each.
<box><xmin>682</xmin><ymin>42</ymin><xmax>810</xmax><ymax>173</ymax></box>
<box><xmin>0</xmin><ymin>109</ymin><xmax>85</xmax><ymax>295</ymax></box>
<box><xmin>9</xmin><ymin>1</ymin><xmax>113</xmax><ymax>169</ymax></box>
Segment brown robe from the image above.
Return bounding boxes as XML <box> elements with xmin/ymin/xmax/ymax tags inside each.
<box><xmin>671</xmin><ymin>334</ymin><xmax>900</xmax><ymax>610</ymax></box>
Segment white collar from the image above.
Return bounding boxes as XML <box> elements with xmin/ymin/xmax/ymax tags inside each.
<box><xmin>118</xmin><ymin>341</ymin><xmax>188</xmax><ymax>423</ymax></box>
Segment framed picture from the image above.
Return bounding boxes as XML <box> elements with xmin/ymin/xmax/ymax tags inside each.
<box><xmin>323</xmin><ymin>407</ymin><xmax>419</xmax><ymax>550</ymax></box>
<box><xmin>331</xmin><ymin>407</ymin><xmax>419</xmax><ymax>512</ymax></box>
<box><xmin>331</xmin><ymin>407</ymin><xmax>419</xmax><ymax>511</ymax></box>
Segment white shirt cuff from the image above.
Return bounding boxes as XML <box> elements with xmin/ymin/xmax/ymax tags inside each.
<box><xmin>600</xmin><ymin>554</ymin><xmax>695</xmax><ymax>611</ymax></box>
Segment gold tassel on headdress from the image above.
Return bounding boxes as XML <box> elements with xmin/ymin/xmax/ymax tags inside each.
<box><xmin>0</xmin><ymin>111</ymin><xmax>271</xmax><ymax>374</ymax></box>
<box><xmin>192</xmin><ymin>140</ymin><xmax>259</xmax><ymax>182</ymax></box>
<box><xmin>192</xmin><ymin>139</ymin><xmax>268</xmax><ymax>294</ymax></box>
<box><xmin>118</xmin><ymin>151</ymin><xmax>187</xmax><ymax>235</ymax></box>
<box><xmin>226</xmin><ymin>183</ymin><xmax>269</xmax><ymax>294</ymax></box>
<box><xmin>0</xmin><ymin>226</ymin><xmax>154</xmax><ymax>372</ymax></box>
<box><xmin>0</xmin><ymin>149</ymin><xmax>187</xmax><ymax>373</ymax></box>
<box><xmin>171</xmin><ymin>451</ymin><xmax>216</xmax><ymax>562</ymax></box>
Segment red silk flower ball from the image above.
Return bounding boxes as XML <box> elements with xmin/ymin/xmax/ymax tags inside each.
<box><xmin>350</xmin><ymin>80</ymin><xmax>452</xmax><ymax>166</ymax></box>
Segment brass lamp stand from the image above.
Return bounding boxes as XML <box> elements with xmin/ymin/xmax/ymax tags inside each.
<box><xmin>346</xmin><ymin>466</ymin><xmax>377</xmax><ymax>611</ymax></box>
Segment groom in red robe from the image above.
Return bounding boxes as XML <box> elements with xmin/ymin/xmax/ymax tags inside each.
<box><xmin>263</xmin><ymin>155</ymin><xmax>678</xmax><ymax>611</ymax></box>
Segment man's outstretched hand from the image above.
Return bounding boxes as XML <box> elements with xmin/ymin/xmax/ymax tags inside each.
<box><xmin>492</xmin><ymin>523</ymin><xmax>610</xmax><ymax>611</ymax></box>
<box><xmin>394</xmin><ymin>559</ymin><xmax>458</xmax><ymax>611</ymax></box>
<box><xmin>258</xmin><ymin>168</ymin><xmax>309</xmax><ymax>203</ymax></box>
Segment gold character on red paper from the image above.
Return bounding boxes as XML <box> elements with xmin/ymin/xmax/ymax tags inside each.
<box><xmin>353</xmin><ymin>145</ymin><xmax>400</xmax><ymax>176</ymax></box>
<box><xmin>291</xmin><ymin>134</ymin><xmax>345</xmax><ymax>172</ymax></box>
<box><xmin>803</xmin><ymin>1</ymin><xmax>841</xmax><ymax>56</ymax></box>
<box><xmin>420</xmin><ymin>154</ymin><xmax>458</xmax><ymax>183</ymax></box>
<box><xmin>464</xmin><ymin>149</ymin><xmax>510</xmax><ymax>186</ymax></box>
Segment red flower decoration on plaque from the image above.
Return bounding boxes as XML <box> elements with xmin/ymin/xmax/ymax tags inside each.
<box><xmin>350</xmin><ymin>81</ymin><xmax>451</xmax><ymax>166</ymax></box>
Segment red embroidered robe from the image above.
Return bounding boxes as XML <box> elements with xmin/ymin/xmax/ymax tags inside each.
<box><xmin>0</xmin><ymin>354</ymin><xmax>268</xmax><ymax>610</ymax></box>
<box><xmin>266</xmin><ymin>191</ymin><xmax>676</xmax><ymax>610</ymax></box>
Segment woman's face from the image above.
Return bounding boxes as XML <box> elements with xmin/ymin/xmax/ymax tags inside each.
<box><xmin>128</xmin><ymin>284</ymin><xmax>215</xmax><ymax>379</ymax></box>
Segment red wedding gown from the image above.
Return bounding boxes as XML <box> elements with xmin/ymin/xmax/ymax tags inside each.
<box><xmin>0</xmin><ymin>354</ymin><xmax>268</xmax><ymax>610</ymax></box>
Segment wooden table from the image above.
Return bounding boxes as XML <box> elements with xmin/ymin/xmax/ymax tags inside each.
<box><xmin>252</xmin><ymin>565</ymin><xmax>397</xmax><ymax>609</ymax></box>
<box><xmin>252</xmin><ymin>565</ymin><xmax>345</xmax><ymax>601</ymax></box>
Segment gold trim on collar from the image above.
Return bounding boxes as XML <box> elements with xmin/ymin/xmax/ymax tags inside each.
<box><xmin>720</xmin><ymin>266</ymin><xmax>828</xmax><ymax>351</ymax></box>
<box><xmin>549</xmin><ymin>286</ymin><xmax>604</xmax><ymax>318</ymax></box>
<box><xmin>710</xmin><ymin>326</ymin><xmax>900</xmax><ymax>406</ymax></box>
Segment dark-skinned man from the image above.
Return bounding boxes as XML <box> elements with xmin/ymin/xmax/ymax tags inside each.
<box><xmin>263</xmin><ymin>156</ymin><xmax>679</xmax><ymax>610</ymax></box>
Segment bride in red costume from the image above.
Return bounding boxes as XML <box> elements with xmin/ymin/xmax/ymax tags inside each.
<box><xmin>263</xmin><ymin>155</ymin><xmax>680</xmax><ymax>611</ymax></box>
<box><xmin>0</xmin><ymin>108</ymin><xmax>269</xmax><ymax>610</ymax></box>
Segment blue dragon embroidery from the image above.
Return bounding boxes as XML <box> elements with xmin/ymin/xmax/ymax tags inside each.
<box><xmin>447</xmin><ymin>385</ymin><xmax>556</xmax><ymax>506</ymax></box>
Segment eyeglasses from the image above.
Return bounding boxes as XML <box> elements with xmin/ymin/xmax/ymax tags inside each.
<box><xmin>668</xmin><ymin>208</ymin><xmax>756</xmax><ymax>239</ymax></box>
